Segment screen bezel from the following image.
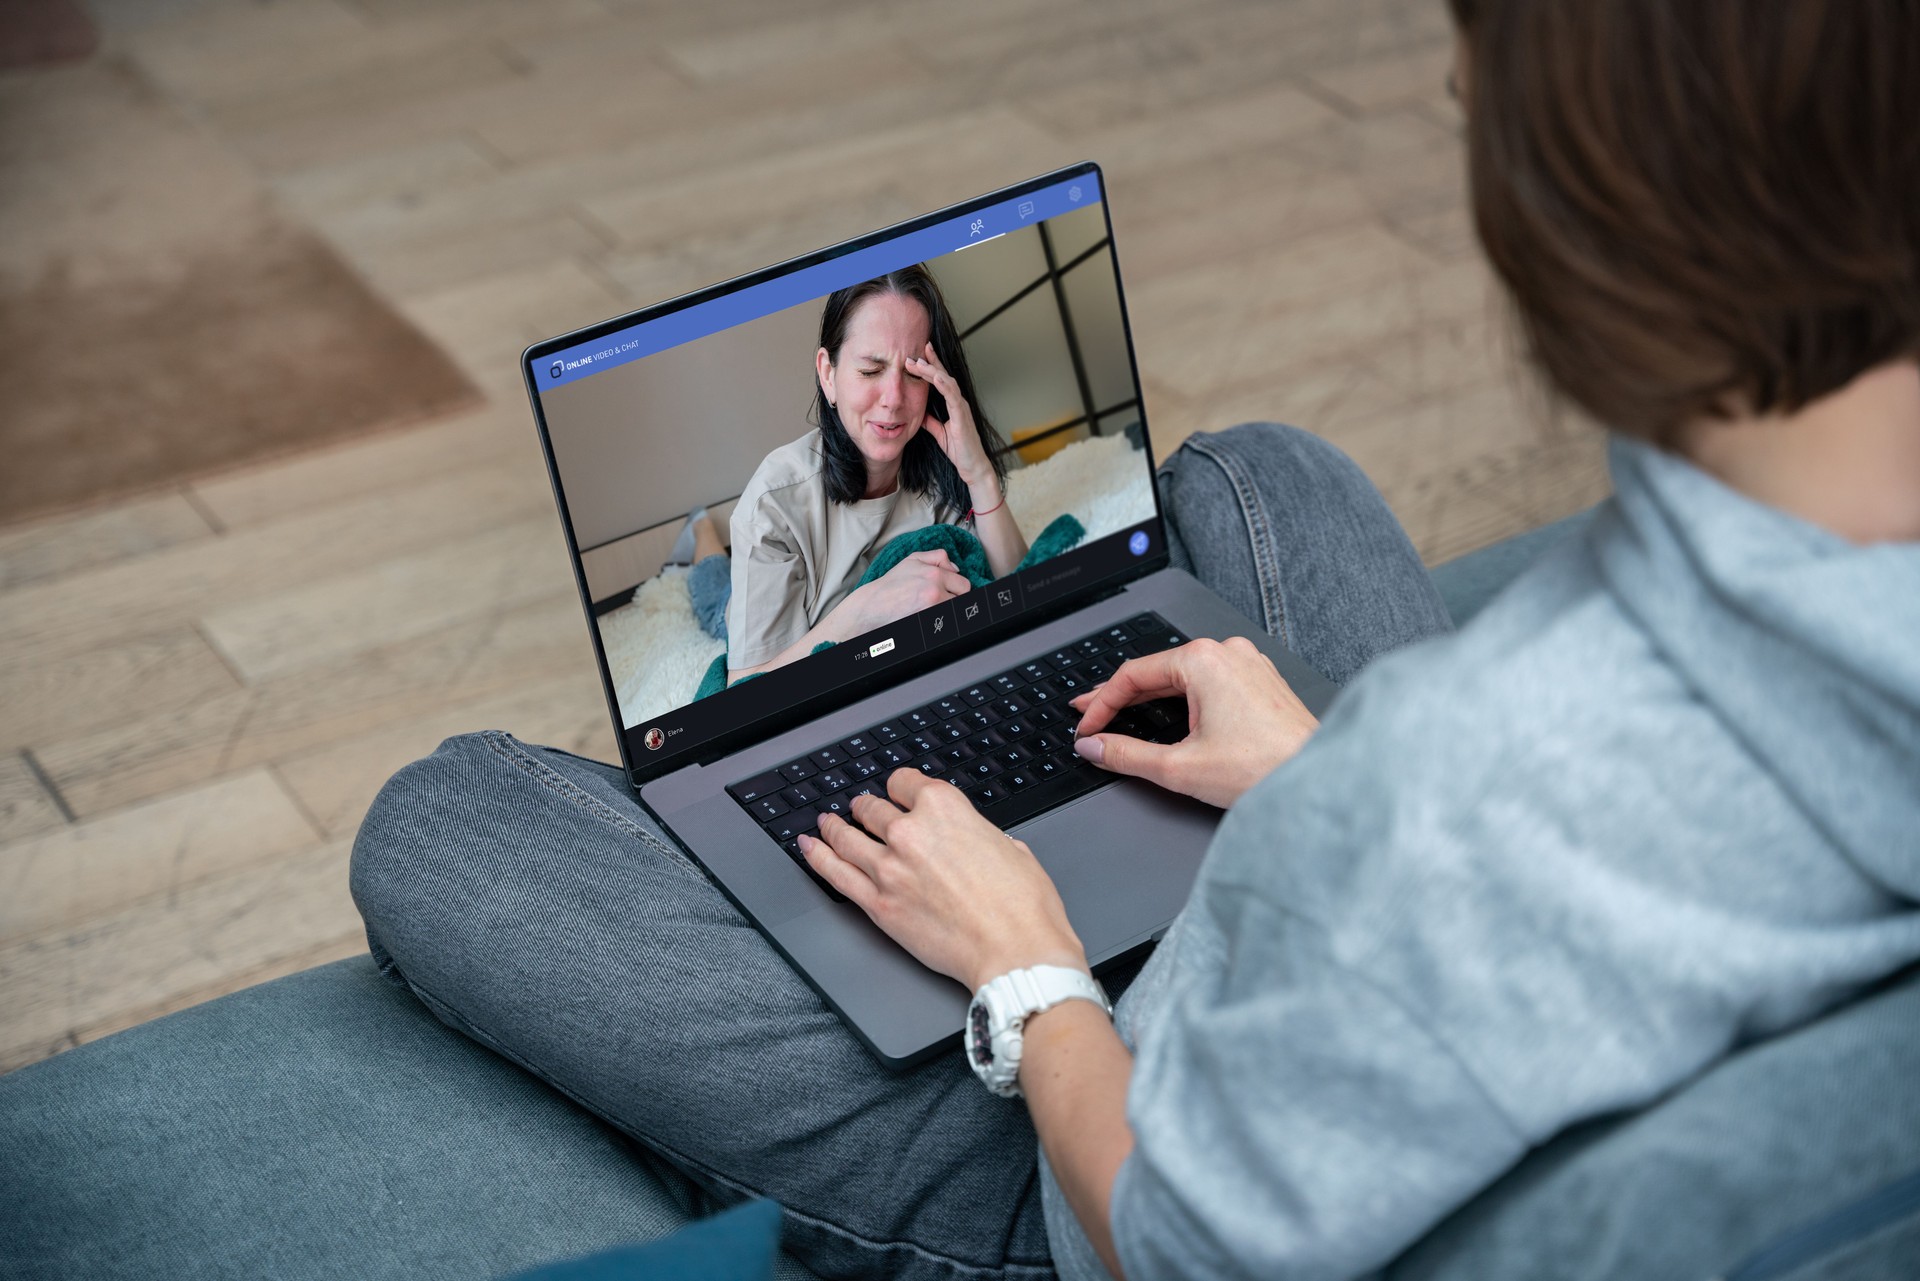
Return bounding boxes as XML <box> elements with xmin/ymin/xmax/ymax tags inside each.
<box><xmin>522</xmin><ymin>161</ymin><xmax>1171</xmax><ymax>787</ymax></box>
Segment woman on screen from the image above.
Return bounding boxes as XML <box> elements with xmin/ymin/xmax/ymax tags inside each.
<box><xmin>723</xmin><ymin>264</ymin><xmax>1025</xmax><ymax>682</ymax></box>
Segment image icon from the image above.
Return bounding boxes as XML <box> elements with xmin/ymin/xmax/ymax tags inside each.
<box><xmin>549</xmin><ymin>359</ymin><xmax>564</xmax><ymax>379</ymax></box>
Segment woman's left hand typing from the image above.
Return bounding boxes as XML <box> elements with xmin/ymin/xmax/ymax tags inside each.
<box><xmin>799</xmin><ymin>769</ymin><xmax>1086</xmax><ymax>992</ymax></box>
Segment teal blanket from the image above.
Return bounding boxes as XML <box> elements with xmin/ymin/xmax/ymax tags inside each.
<box><xmin>694</xmin><ymin>514</ymin><xmax>1083</xmax><ymax>700</ymax></box>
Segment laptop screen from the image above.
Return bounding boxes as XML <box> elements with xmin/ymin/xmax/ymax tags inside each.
<box><xmin>527</xmin><ymin>166</ymin><xmax>1167</xmax><ymax>780</ymax></box>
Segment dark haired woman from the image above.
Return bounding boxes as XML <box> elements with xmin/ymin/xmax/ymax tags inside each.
<box><xmin>724</xmin><ymin>265</ymin><xmax>1025</xmax><ymax>681</ymax></box>
<box><xmin>353</xmin><ymin>2</ymin><xmax>1918</xmax><ymax>1277</ymax></box>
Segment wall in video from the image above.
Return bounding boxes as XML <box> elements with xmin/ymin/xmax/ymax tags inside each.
<box><xmin>540</xmin><ymin>201</ymin><xmax>1156</xmax><ymax>730</ymax></box>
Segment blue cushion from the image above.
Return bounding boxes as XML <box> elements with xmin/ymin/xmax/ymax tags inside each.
<box><xmin>508</xmin><ymin>1199</ymin><xmax>780</xmax><ymax>1281</ymax></box>
<box><xmin>0</xmin><ymin>957</ymin><xmax>712</xmax><ymax>1280</ymax></box>
<box><xmin>1429</xmin><ymin>509</ymin><xmax>1596</xmax><ymax>627</ymax></box>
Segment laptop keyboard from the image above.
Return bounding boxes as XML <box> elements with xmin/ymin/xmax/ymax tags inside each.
<box><xmin>726</xmin><ymin>611</ymin><xmax>1191</xmax><ymax>900</ymax></box>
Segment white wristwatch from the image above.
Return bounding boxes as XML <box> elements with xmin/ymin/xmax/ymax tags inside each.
<box><xmin>966</xmin><ymin>965</ymin><xmax>1112</xmax><ymax>1098</ymax></box>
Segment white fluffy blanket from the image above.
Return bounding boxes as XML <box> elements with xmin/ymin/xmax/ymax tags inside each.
<box><xmin>602</xmin><ymin>432</ymin><xmax>1155</xmax><ymax>729</ymax></box>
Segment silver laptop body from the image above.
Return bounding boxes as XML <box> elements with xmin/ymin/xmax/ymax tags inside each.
<box><xmin>524</xmin><ymin>164</ymin><xmax>1334</xmax><ymax>1067</ymax></box>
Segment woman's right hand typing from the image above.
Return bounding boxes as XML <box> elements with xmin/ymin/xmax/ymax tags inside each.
<box><xmin>835</xmin><ymin>551</ymin><xmax>971</xmax><ymax>637</ymax></box>
<box><xmin>1068</xmin><ymin>636</ymin><xmax>1320</xmax><ymax>809</ymax></box>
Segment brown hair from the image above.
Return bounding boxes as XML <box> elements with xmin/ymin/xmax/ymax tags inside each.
<box><xmin>1448</xmin><ymin>0</ymin><xmax>1920</xmax><ymax>445</ymax></box>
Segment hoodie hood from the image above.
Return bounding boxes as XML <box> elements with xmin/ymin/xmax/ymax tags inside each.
<box><xmin>1596</xmin><ymin>435</ymin><xmax>1920</xmax><ymax>899</ymax></box>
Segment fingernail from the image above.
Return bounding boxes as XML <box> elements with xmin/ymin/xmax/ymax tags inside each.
<box><xmin>1073</xmin><ymin>737</ymin><xmax>1104</xmax><ymax>764</ymax></box>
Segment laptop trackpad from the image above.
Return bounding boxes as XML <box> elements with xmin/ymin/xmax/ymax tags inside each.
<box><xmin>1012</xmin><ymin>778</ymin><xmax>1220</xmax><ymax>962</ymax></box>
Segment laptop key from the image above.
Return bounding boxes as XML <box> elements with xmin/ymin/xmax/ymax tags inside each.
<box><xmin>973</xmin><ymin>781</ymin><xmax>1006</xmax><ymax>805</ymax></box>
<box><xmin>961</xmin><ymin>685</ymin><xmax>993</xmax><ymax>706</ymax></box>
<box><xmin>997</xmin><ymin>745</ymin><xmax>1031</xmax><ymax>768</ymax></box>
<box><xmin>769</xmin><ymin>809</ymin><xmax>818</xmax><ymax>843</ymax></box>
<box><xmin>1083</xmin><ymin>659</ymin><xmax>1113</xmax><ymax>681</ymax></box>
<box><xmin>999</xmin><ymin>717</ymin><xmax>1033</xmax><ymax>740</ymax></box>
<box><xmin>934</xmin><ymin>697</ymin><xmax>965</xmax><ymax>719</ymax></box>
<box><xmin>748</xmin><ymin>794</ymin><xmax>790</xmax><ymax>821</ymax></box>
<box><xmin>1075</xmin><ymin>638</ymin><xmax>1104</xmax><ymax>657</ymax></box>
<box><xmin>1005</xmin><ymin>769</ymin><xmax>1037</xmax><ymax>790</ymax></box>
<box><xmin>936</xmin><ymin>721</ymin><xmax>968</xmax><ymax>742</ymax></box>
<box><xmin>818</xmin><ymin>790</ymin><xmax>854</xmax><ymax>818</ymax></box>
<box><xmin>1019</xmin><ymin>660</ymin><xmax>1051</xmax><ymax>682</ymax></box>
<box><xmin>778</xmin><ymin>757</ymin><xmax>817</xmax><ymax>783</ymax></box>
<box><xmin>817</xmin><ymin>767</ymin><xmax>852</xmax><ymax>794</ymax></box>
<box><xmin>728</xmin><ymin>771</ymin><xmax>786</xmax><ymax>804</ymax></box>
<box><xmin>780</xmin><ymin>780</ymin><xmax>821</xmax><ymax>807</ymax></box>
<box><xmin>990</xmin><ymin>672</ymin><xmax>1024</xmax><ymax>693</ymax></box>
<box><xmin>871</xmin><ymin>721</ymin><xmax>904</xmax><ymax>743</ymax></box>
<box><xmin>992</xmin><ymin>694</ymin><xmax>1030</xmax><ymax>718</ymax></box>
<box><xmin>877</xmin><ymin>743</ymin><xmax>914</xmax><ymax>768</ymax></box>
<box><xmin>963</xmin><ymin>705</ymin><xmax>1001</xmax><ymax>729</ymax></box>
<box><xmin>907</xmin><ymin>733</ymin><xmax>941</xmax><ymax>757</ymax></box>
<box><xmin>810</xmin><ymin>745</ymin><xmax>846</xmax><ymax>770</ymax></box>
<box><xmin>1034</xmin><ymin>754</ymin><xmax>1069</xmax><ymax>779</ymax></box>
<box><xmin>1126</xmin><ymin>613</ymin><xmax>1165</xmax><ymax>635</ymax></box>
<box><xmin>1033</xmin><ymin>729</ymin><xmax>1067</xmax><ymax>754</ymax></box>
<box><xmin>1031</xmin><ymin>705</ymin><xmax>1063</xmax><ymax>726</ymax></box>
<box><xmin>1024</xmin><ymin>680</ymin><xmax>1059</xmax><ymax>705</ymax></box>
<box><xmin>1103</xmin><ymin>625</ymin><xmax>1131</xmax><ymax>647</ymax></box>
<box><xmin>914</xmin><ymin>758</ymin><xmax>941</xmax><ymax>777</ymax></box>
<box><xmin>840</xmin><ymin>732</ymin><xmax>878</xmax><ymax>759</ymax></box>
<box><xmin>967</xmin><ymin>729</ymin><xmax>1006</xmax><ymax>753</ymax></box>
<box><xmin>902</xmin><ymin>707</ymin><xmax>936</xmax><ymax>731</ymax></box>
<box><xmin>968</xmin><ymin>757</ymin><xmax>1004</xmax><ymax>780</ymax></box>
<box><xmin>941</xmin><ymin>743</ymin><xmax>977</xmax><ymax>765</ymax></box>
<box><xmin>846</xmin><ymin>754</ymin><xmax>880</xmax><ymax>779</ymax></box>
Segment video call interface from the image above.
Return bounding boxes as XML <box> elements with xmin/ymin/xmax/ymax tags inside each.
<box><xmin>533</xmin><ymin>173</ymin><xmax>1164</xmax><ymax>771</ymax></box>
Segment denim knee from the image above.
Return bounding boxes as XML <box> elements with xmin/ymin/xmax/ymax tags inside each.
<box><xmin>349</xmin><ymin>733</ymin><xmax>484</xmax><ymax>932</ymax></box>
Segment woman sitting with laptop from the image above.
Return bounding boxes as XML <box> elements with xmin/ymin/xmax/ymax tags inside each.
<box><xmin>352</xmin><ymin>0</ymin><xmax>1920</xmax><ymax>1277</ymax></box>
<box><xmin>721</xmin><ymin>264</ymin><xmax>1026</xmax><ymax>682</ymax></box>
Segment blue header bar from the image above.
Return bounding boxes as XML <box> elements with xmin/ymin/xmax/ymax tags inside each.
<box><xmin>536</xmin><ymin>172</ymin><xmax>1104</xmax><ymax>390</ymax></box>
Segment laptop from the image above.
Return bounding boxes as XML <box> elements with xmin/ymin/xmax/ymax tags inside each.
<box><xmin>523</xmin><ymin>162</ymin><xmax>1335</xmax><ymax>1068</ymax></box>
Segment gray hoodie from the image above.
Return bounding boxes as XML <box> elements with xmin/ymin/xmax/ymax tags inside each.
<box><xmin>1043</xmin><ymin>436</ymin><xmax>1920</xmax><ymax>1280</ymax></box>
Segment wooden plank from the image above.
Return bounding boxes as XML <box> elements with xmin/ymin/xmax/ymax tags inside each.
<box><xmin>271</xmin><ymin>137</ymin><xmax>500</xmax><ymax>221</ymax></box>
<box><xmin>1134</xmin><ymin>256</ymin><xmax>1495</xmax><ymax>403</ymax></box>
<box><xmin>580</xmin><ymin>107</ymin><xmax>1073</xmax><ymax>252</ymax></box>
<box><xmin>186</xmin><ymin>400</ymin><xmax>536</xmax><ymax>531</ymax></box>
<box><xmin>0</xmin><ymin>490</ymin><xmax>215</xmax><ymax>592</ymax></box>
<box><xmin>0</xmin><ymin>625</ymin><xmax>240</xmax><ymax>755</ymax></box>
<box><xmin>0</xmin><ymin>839</ymin><xmax>364</xmax><ymax>1073</ymax></box>
<box><xmin>275</xmin><ymin>670</ymin><xmax>615</xmax><ymax>838</ymax></box>
<box><xmin>0</xmin><ymin>770</ymin><xmax>318</xmax><ymax>943</ymax></box>
<box><xmin>0</xmin><ymin>753</ymin><xmax>67</xmax><ymax>845</ymax></box>
<box><xmin>398</xmin><ymin>259</ymin><xmax>630</xmax><ymax>392</ymax></box>
<box><xmin>0</xmin><ymin>459</ymin><xmax>554</xmax><ymax>670</ymax></box>
<box><xmin>33</xmin><ymin>593</ymin><xmax>593</xmax><ymax>820</ymax></box>
<box><xmin>200</xmin><ymin>516</ymin><xmax>580</xmax><ymax>683</ymax></box>
<box><xmin>1305</xmin><ymin>39</ymin><xmax>1457</xmax><ymax>116</ymax></box>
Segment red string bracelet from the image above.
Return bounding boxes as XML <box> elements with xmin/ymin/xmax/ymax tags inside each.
<box><xmin>967</xmin><ymin>495</ymin><xmax>1005</xmax><ymax>520</ymax></box>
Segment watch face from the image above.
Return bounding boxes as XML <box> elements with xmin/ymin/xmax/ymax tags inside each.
<box><xmin>969</xmin><ymin>999</ymin><xmax>994</xmax><ymax>1067</ymax></box>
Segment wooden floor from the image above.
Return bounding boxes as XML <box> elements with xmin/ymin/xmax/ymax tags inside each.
<box><xmin>0</xmin><ymin>0</ymin><xmax>1608</xmax><ymax>1072</ymax></box>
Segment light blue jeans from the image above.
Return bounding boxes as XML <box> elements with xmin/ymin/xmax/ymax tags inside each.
<box><xmin>349</xmin><ymin>424</ymin><xmax>1452</xmax><ymax>1279</ymax></box>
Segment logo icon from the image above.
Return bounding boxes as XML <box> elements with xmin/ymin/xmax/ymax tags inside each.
<box><xmin>1068</xmin><ymin>185</ymin><xmax>1083</xmax><ymax>202</ymax></box>
<box><xmin>1129</xmin><ymin>530</ymin><xmax>1149</xmax><ymax>556</ymax></box>
<box><xmin>643</xmin><ymin>727</ymin><xmax>665</xmax><ymax>750</ymax></box>
<box><xmin>548</xmin><ymin>359</ymin><xmax>564</xmax><ymax>379</ymax></box>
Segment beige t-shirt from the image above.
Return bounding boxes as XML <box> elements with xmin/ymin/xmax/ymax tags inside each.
<box><xmin>726</xmin><ymin>429</ymin><xmax>944</xmax><ymax>668</ymax></box>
